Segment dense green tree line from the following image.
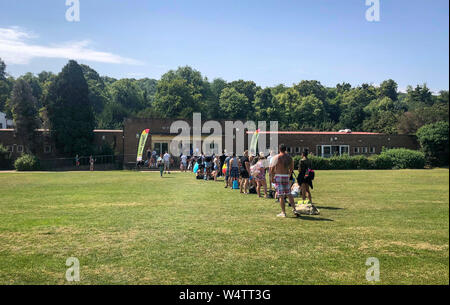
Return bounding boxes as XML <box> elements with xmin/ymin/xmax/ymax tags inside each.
<box><xmin>0</xmin><ymin>57</ymin><xmax>448</xmax><ymax>157</ymax></box>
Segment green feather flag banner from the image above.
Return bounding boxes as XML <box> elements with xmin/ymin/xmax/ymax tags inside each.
<box><xmin>136</xmin><ymin>129</ymin><xmax>150</xmax><ymax>162</ymax></box>
<box><xmin>249</xmin><ymin>129</ymin><xmax>260</xmax><ymax>156</ymax></box>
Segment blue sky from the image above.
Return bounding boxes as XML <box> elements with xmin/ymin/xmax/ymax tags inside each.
<box><xmin>0</xmin><ymin>0</ymin><xmax>448</xmax><ymax>92</ymax></box>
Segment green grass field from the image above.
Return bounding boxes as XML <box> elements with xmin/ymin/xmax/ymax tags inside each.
<box><xmin>0</xmin><ymin>169</ymin><xmax>448</xmax><ymax>285</ymax></box>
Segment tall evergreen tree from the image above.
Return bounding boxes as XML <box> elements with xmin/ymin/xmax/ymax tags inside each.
<box><xmin>10</xmin><ymin>79</ymin><xmax>39</xmax><ymax>152</ymax></box>
<box><xmin>44</xmin><ymin>60</ymin><xmax>95</xmax><ymax>155</ymax></box>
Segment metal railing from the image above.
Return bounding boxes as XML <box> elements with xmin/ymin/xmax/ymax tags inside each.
<box><xmin>39</xmin><ymin>154</ymin><xmax>122</xmax><ymax>171</ymax></box>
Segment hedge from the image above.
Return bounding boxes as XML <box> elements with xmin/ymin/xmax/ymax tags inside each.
<box><xmin>14</xmin><ymin>154</ymin><xmax>40</xmax><ymax>171</ymax></box>
<box><xmin>293</xmin><ymin>148</ymin><xmax>425</xmax><ymax>170</ymax></box>
<box><xmin>380</xmin><ymin>148</ymin><xmax>426</xmax><ymax>169</ymax></box>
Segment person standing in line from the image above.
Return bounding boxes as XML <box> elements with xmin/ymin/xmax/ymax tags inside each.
<box><xmin>255</xmin><ymin>153</ymin><xmax>268</xmax><ymax>198</ymax></box>
<box><xmin>180</xmin><ymin>153</ymin><xmax>188</xmax><ymax>172</ymax></box>
<box><xmin>239</xmin><ymin>150</ymin><xmax>251</xmax><ymax>194</ymax></box>
<box><xmin>89</xmin><ymin>155</ymin><xmax>95</xmax><ymax>171</ymax></box>
<box><xmin>219</xmin><ymin>151</ymin><xmax>226</xmax><ymax>178</ymax></box>
<box><xmin>213</xmin><ymin>155</ymin><xmax>221</xmax><ymax>181</ymax></box>
<box><xmin>151</xmin><ymin>150</ymin><xmax>157</xmax><ymax>168</ymax></box>
<box><xmin>224</xmin><ymin>153</ymin><xmax>231</xmax><ymax>188</ymax></box>
<box><xmin>267</xmin><ymin>150</ymin><xmax>276</xmax><ymax>191</ymax></box>
<box><xmin>298</xmin><ymin>149</ymin><xmax>313</xmax><ymax>204</ymax></box>
<box><xmin>163</xmin><ymin>151</ymin><xmax>171</xmax><ymax>174</ymax></box>
<box><xmin>229</xmin><ymin>153</ymin><xmax>240</xmax><ymax>189</ymax></box>
<box><xmin>270</xmin><ymin>145</ymin><xmax>300</xmax><ymax>218</ymax></box>
<box><xmin>146</xmin><ymin>148</ymin><xmax>152</xmax><ymax>169</ymax></box>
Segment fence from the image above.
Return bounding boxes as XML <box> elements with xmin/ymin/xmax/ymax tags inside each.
<box><xmin>39</xmin><ymin>154</ymin><xmax>122</xmax><ymax>171</ymax></box>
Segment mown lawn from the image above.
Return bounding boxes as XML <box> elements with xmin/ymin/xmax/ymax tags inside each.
<box><xmin>0</xmin><ymin>169</ymin><xmax>448</xmax><ymax>285</ymax></box>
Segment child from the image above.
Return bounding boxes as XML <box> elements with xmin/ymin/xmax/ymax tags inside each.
<box><xmin>291</xmin><ymin>183</ymin><xmax>300</xmax><ymax>198</ymax></box>
<box><xmin>157</xmin><ymin>154</ymin><xmax>164</xmax><ymax>177</ymax></box>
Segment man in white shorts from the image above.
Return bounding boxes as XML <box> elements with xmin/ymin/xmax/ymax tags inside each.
<box><xmin>163</xmin><ymin>151</ymin><xmax>171</xmax><ymax>174</ymax></box>
<box><xmin>180</xmin><ymin>154</ymin><xmax>188</xmax><ymax>172</ymax></box>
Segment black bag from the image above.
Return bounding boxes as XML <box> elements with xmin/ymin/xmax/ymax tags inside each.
<box><xmin>268</xmin><ymin>190</ymin><xmax>275</xmax><ymax>198</ymax></box>
<box><xmin>249</xmin><ymin>186</ymin><xmax>257</xmax><ymax>194</ymax></box>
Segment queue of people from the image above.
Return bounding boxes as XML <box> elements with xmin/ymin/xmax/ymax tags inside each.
<box><xmin>190</xmin><ymin>145</ymin><xmax>315</xmax><ymax>218</ymax></box>
<box><xmin>143</xmin><ymin>145</ymin><xmax>315</xmax><ymax>217</ymax></box>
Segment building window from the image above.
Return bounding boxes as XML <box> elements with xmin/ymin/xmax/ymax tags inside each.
<box><xmin>44</xmin><ymin>145</ymin><xmax>52</xmax><ymax>154</ymax></box>
<box><xmin>295</xmin><ymin>147</ymin><xmax>301</xmax><ymax>154</ymax></box>
<box><xmin>7</xmin><ymin>145</ymin><xmax>13</xmax><ymax>152</ymax></box>
<box><xmin>340</xmin><ymin>146</ymin><xmax>349</xmax><ymax>155</ymax></box>
<box><xmin>362</xmin><ymin>147</ymin><xmax>368</xmax><ymax>153</ymax></box>
<box><xmin>354</xmin><ymin>147</ymin><xmax>360</xmax><ymax>154</ymax></box>
<box><xmin>17</xmin><ymin>145</ymin><xmax>24</xmax><ymax>153</ymax></box>
<box><xmin>316</xmin><ymin>146</ymin><xmax>322</xmax><ymax>156</ymax></box>
<box><xmin>370</xmin><ymin>147</ymin><xmax>376</xmax><ymax>154</ymax></box>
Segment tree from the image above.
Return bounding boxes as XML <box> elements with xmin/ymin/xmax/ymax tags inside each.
<box><xmin>0</xmin><ymin>58</ymin><xmax>13</xmax><ymax>113</ymax></box>
<box><xmin>405</xmin><ymin>84</ymin><xmax>433</xmax><ymax>109</ymax></box>
<box><xmin>18</xmin><ymin>73</ymin><xmax>43</xmax><ymax>109</ymax></box>
<box><xmin>97</xmin><ymin>101</ymin><xmax>129</xmax><ymax>129</ymax></box>
<box><xmin>219</xmin><ymin>87</ymin><xmax>250</xmax><ymax>120</ymax></box>
<box><xmin>153</xmin><ymin>66</ymin><xmax>208</xmax><ymax>118</ymax></box>
<box><xmin>204</xmin><ymin>78</ymin><xmax>227</xmax><ymax>119</ymax></box>
<box><xmin>338</xmin><ymin>85</ymin><xmax>376</xmax><ymax>130</ymax></box>
<box><xmin>44</xmin><ymin>60</ymin><xmax>95</xmax><ymax>155</ymax></box>
<box><xmin>153</xmin><ymin>78</ymin><xmax>198</xmax><ymax>118</ymax></box>
<box><xmin>0</xmin><ymin>58</ymin><xmax>6</xmax><ymax>81</ymax></box>
<box><xmin>109</xmin><ymin>79</ymin><xmax>145</xmax><ymax>113</ymax></box>
<box><xmin>416</xmin><ymin>121</ymin><xmax>449</xmax><ymax>166</ymax></box>
<box><xmin>254</xmin><ymin>88</ymin><xmax>281</xmax><ymax>122</ymax></box>
<box><xmin>379</xmin><ymin>79</ymin><xmax>398</xmax><ymax>101</ymax></box>
<box><xmin>277</xmin><ymin>88</ymin><xmax>301</xmax><ymax>130</ymax></box>
<box><xmin>293</xmin><ymin>80</ymin><xmax>327</xmax><ymax>102</ymax></box>
<box><xmin>336</xmin><ymin>82</ymin><xmax>352</xmax><ymax>94</ymax></box>
<box><xmin>397</xmin><ymin>102</ymin><xmax>449</xmax><ymax>134</ymax></box>
<box><xmin>10</xmin><ymin>80</ymin><xmax>40</xmax><ymax>152</ymax></box>
<box><xmin>228</xmin><ymin>80</ymin><xmax>259</xmax><ymax>103</ymax></box>
<box><xmin>227</xmin><ymin>80</ymin><xmax>259</xmax><ymax>119</ymax></box>
<box><xmin>297</xmin><ymin>95</ymin><xmax>326</xmax><ymax>128</ymax></box>
<box><xmin>81</xmin><ymin>64</ymin><xmax>110</xmax><ymax>115</ymax></box>
<box><xmin>136</xmin><ymin>78</ymin><xmax>158</xmax><ymax>106</ymax></box>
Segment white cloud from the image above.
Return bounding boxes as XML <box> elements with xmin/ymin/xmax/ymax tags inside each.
<box><xmin>0</xmin><ymin>27</ymin><xmax>143</xmax><ymax>65</ymax></box>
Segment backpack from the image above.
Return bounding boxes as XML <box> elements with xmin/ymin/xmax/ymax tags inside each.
<box><xmin>249</xmin><ymin>186</ymin><xmax>257</xmax><ymax>194</ymax></box>
<box><xmin>232</xmin><ymin>180</ymin><xmax>239</xmax><ymax>189</ymax></box>
<box><xmin>306</xmin><ymin>169</ymin><xmax>315</xmax><ymax>181</ymax></box>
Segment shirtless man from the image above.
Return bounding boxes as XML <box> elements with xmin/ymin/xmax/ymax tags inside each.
<box><xmin>269</xmin><ymin>144</ymin><xmax>300</xmax><ymax>218</ymax></box>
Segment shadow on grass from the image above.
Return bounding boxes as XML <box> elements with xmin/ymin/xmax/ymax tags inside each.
<box><xmin>287</xmin><ymin>215</ymin><xmax>334</xmax><ymax>221</ymax></box>
<box><xmin>298</xmin><ymin>216</ymin><xmax>334</xmax><ymax>222</ymax></box>
<box><xmin>316</xmin><ymin>206</ymin><xmax>344</xmax><ymax>211</ymax></box>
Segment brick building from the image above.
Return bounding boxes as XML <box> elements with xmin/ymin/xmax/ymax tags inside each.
<box><xmin>0</xmin><ymin>129</ymin><xmax>123</xmax><ymax>160</ymax></box>
<box><xmin>122</xmin><ymin>118</ymin><xmax>419</xmax><ymax>163</ymax></box>
<box><xmin>0</xmin><ymin>117</ymin><xmax>419</xmax><ymax>167</ymax></box>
